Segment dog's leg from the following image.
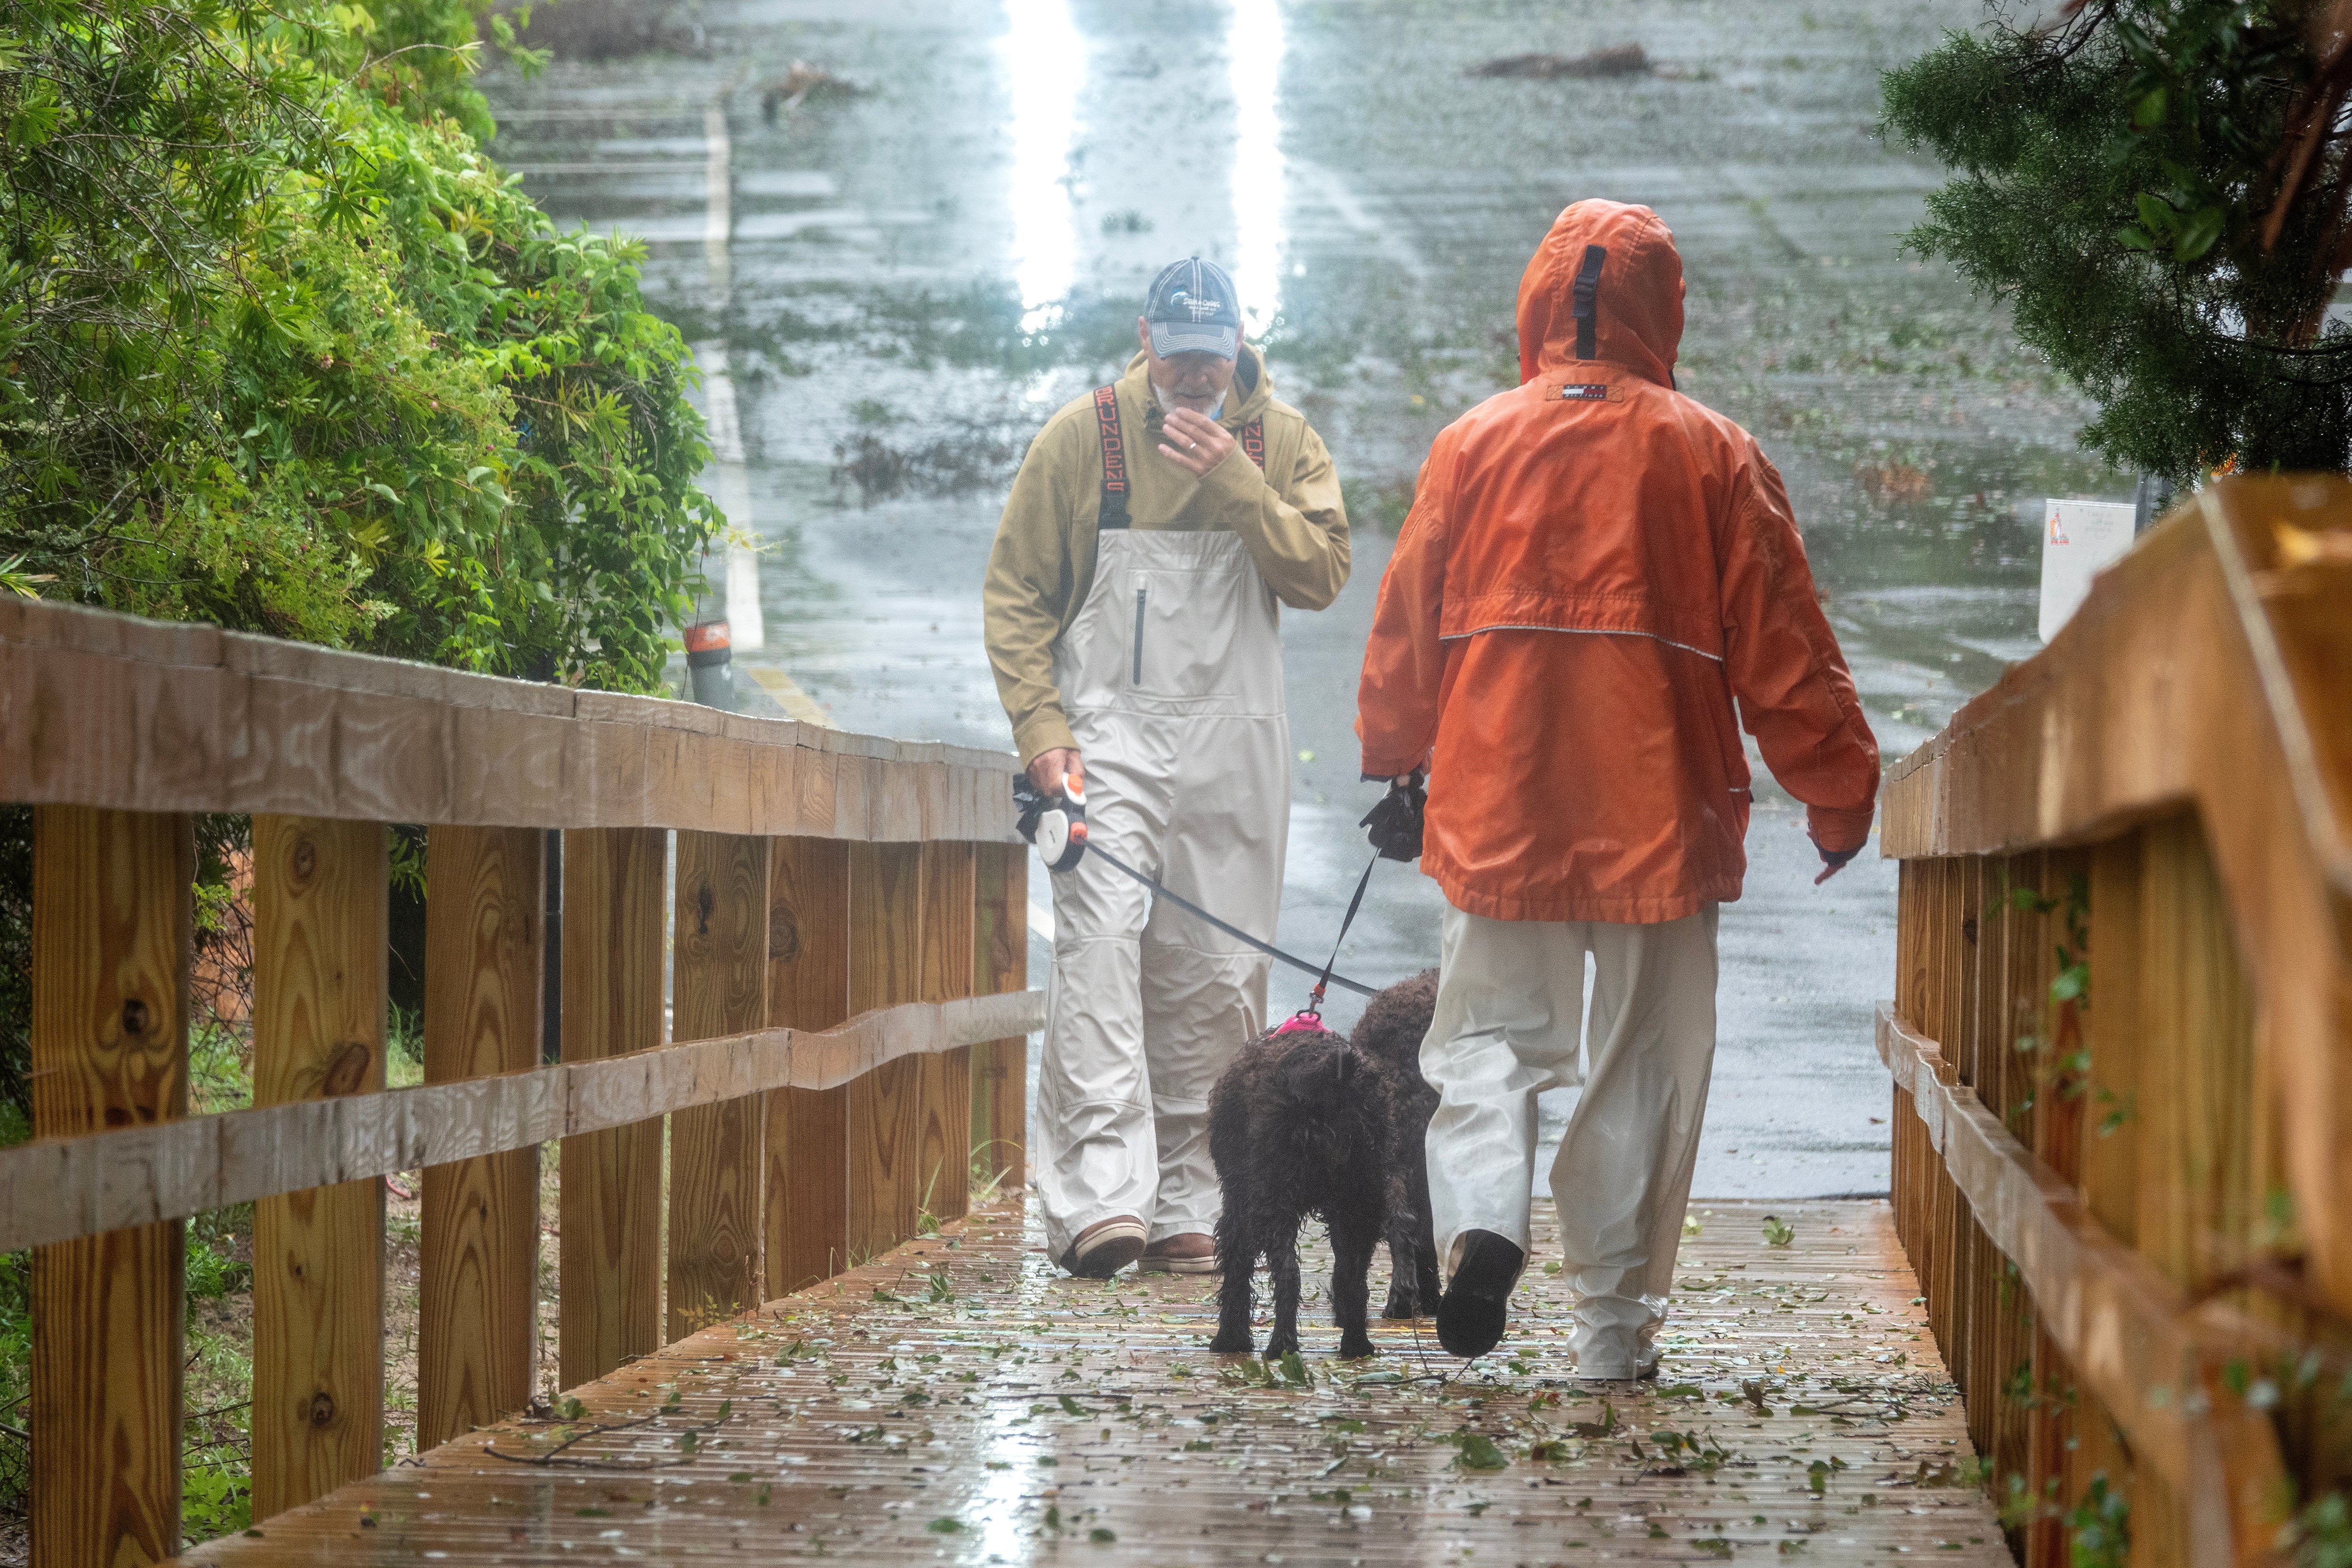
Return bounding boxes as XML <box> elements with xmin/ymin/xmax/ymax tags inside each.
<box><xmin>1329</xmin><ymin>1210</ymin><xmax>1379</xmax><ymax>1360</ymax></box>
<box><xmin>1209</xmin><ymin>1201</ymin><xmax>1256</xmax><ymax>1354</ymax></box>
<box><xmin>1262</xmin><ymin>1212</ymin><xmax>1304</xmax><ymax>1360</ymax></box>
<box><xmin>1381</xmin><ymin>1186</ymin><xmax>1424</xmax><ymax>1321</ymax></box>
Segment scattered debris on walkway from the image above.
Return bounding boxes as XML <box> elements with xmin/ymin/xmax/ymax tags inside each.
<box><xmin>762</xmin><ymin>61</ymin><xmax>859</xmax><ymax>121</ymax></box>
<box><xmin>1468</xmin><ymin>44</ymin><xmax>1652</xmax><ymax>80</ymax></box>
<box><xmin>188</xmin><ymin>1197</ymin><xmax>2010</xmax><ymax>1564</ymax></box>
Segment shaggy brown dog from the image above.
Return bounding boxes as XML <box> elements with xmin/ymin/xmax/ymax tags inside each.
<box><xmin>1206</xmin><ymin>971</ymin><xmax>1440</xmax><ymax>1359</ymax></box>
<box><xmin>1349</xmin><ymin>969</ymin><xmax>1442</xmax><ymax>1319</ymax></box>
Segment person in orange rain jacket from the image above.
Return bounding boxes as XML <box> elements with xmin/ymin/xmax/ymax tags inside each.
<box><xmin>1354</xmin><ymin>200</ymin><xmax>1881</xmax><ymax>1372</ymax></box>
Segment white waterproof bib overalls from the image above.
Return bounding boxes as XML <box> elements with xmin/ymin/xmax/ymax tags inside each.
<box><xmin>1036</xmin><ymin>398</ymin><xmax>1292</xmax><ymax>1264</ymax></box>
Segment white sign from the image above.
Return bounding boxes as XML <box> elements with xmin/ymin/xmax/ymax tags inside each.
<box><xmin>2038</xmin><ymin>500</ymin><xmax>2138</xmax><ymax>643</ymax></box>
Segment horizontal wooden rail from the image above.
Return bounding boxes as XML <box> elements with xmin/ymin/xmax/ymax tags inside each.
<box><xmin>0</xmin><ymin>988</ymin><xmax>1041</xmax><ymax>1255</ymax></box>
<box><xmin>0</xmin><ymin>596</ymin><xmax>1020</xmax><ymax>840</ymax></box>
<box><xmin>1881</xmin><ymin>475</ymin><xmax>2352</xmax><ymax>1308</ymax></box>
<box><xmin>1876</xmin><ymin>1006</ymin><xmax>2286</xmax><ymax>1564</ymax></box>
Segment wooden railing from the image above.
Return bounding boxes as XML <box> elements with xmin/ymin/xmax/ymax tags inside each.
<box><xmin>0</xmin><ymin>596</ymin><xmax>1039</xmax><ymax>1563</ymax></box>
<box><xmin>1879</xmin><ymin>475</ymin><xmax>2352</xmax><ymax>1568</ymax></box>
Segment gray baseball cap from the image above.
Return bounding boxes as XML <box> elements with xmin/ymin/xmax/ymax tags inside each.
<box><xmin>1144</xmin><ymin>256</ymin><xmax>1242</xmax><ymax>359</ymax></box>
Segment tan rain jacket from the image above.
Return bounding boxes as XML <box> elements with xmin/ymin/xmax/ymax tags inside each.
<box><xmin>984</xmin><ymin>345</ymin><xmax>1350</xmax><ymax>765</ymax></box>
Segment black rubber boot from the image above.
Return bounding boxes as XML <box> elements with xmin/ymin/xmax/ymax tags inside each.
<box><xmin>1436</xmin><ymin>1230</ymin><xmax>1524</xmax><ymax>1358</ymax></box>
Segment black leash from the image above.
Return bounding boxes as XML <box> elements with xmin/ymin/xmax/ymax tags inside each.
<box><xmin>1306</xmin><ymin>853</ymin><xmax>1380</xmax><ymax>1012</ymax></box>
<box><xmin>1081</xmin><ymin>839</ymin><xmax>1381</xmax><ymax>999</ymax></box>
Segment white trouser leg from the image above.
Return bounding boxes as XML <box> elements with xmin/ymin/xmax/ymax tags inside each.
<box><xmin>1547</xmin><ymin>906</ymin><xmax>1719</xmax><ymax>1377</ymax></box>
<box><xmin>1420</xmin><ymin>902</ymin><xmax>1588</xmax><ymax>1274</ymax></box>
<box><xmin>1034</xmin><ymin>750</ymin><xmax>1167</xmax><ymax>1263</ymax></box>
<box><xmin>1137</xmin><ymin>932</ymin><xmax>1268</xmax><ymax>1243</ymax></box>
<box><xmin>1139</xmin><ymin>714</ymin><xmax>1285</xmax><ymax>1244</ymax></box>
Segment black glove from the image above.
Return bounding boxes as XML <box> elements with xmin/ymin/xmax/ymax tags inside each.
<box><xmin>1359</xmin><ymin>772</ymin><xmax>1427</xmax><ymax>861</ymax></box>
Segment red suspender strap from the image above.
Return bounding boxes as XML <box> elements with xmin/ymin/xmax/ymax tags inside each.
<box><xmin>1094</xmin><ymin>386</ymin><xmax>1129</xmax><ymax>530</ymax></box>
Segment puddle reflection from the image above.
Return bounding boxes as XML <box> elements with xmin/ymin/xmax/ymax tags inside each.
<box><xmin>1000</xmin><ymin>0</ymin><xmax>1085</xmax><ymax>328</ymax></box>
<box><xmin>1228</xmin><ymin>0</ymin><xmax>1288</xmax><ymax>332</ymax></box>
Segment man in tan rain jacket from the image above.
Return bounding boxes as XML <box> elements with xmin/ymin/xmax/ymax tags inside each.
<box><xmin>984</xmin><ymin>257</ymin><xmax>1350</xmax><ymax>1278</ymax></box>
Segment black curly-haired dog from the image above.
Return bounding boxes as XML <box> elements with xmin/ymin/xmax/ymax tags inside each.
<box><xmin>1207</xmin><ymin>970</ymin><xmax>1440</xmax><ymax>1359</ymax></box>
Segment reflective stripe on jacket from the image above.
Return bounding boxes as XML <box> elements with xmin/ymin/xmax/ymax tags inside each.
<box><xmin>985</xmin><ymin>346</ymin><xmax>1349</xmax><ymax>767</ymax></box>
<box><xmin>1356</xmin><ymin>200</ymin><xmax>1880</xmax><ymax>924</ymax></box>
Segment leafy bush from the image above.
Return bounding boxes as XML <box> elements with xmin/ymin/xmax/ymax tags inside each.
<box><xmin>1881</xmin><ymin>0</ymin><xmax>2352</xmax><ymax>480</ymax></box>
<box><xmin>0</xmin><ymin>0</ymin><xmax>717</xmax><ymax>689</ymax></box>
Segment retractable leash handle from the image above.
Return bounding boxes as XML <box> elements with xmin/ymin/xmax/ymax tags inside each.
<box><xmin>1011</xmin><ymin>773</ymin><xmax>1089</xmax><ymax>874</ymax></box>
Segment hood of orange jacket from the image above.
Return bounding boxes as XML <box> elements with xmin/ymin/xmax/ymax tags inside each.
<box><xmin>1518</xmin><ymin>199</ymin><xmax>1683</xmax><ymax>388</ymax></box>
<box><xmin>1356</xmin><ymin>201</ymin><xmax>1880</xmax><ymax>923</ymax></box>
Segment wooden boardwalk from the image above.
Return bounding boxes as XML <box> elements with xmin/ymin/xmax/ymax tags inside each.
<box><xmin>183</xmin><ymin>1197</ymin><xmax>2008</xmax><ymax>1566</ymax></box>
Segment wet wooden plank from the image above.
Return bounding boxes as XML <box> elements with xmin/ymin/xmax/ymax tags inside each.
<box><xmin>31</xmin><ymin>806</ymin><xmax>191</xmax><ymax>1568</ymax></box>
<box><xmin>969</xmin><ymin>843</ymin><xmax>1028</xmax><ymax>1192</ymax></box>
<box><xmin>915</xmin><ymin>842</ymin><xmax>975</xmax><ymax>1229</ymax></box>
<box><xmin>419</xmin><ymin>826</ymin><xmax>544</xmax><ymax>1451</ymax></box>
<box><xmin>1875</xmin><ymin>1006</ymin><xmax>2284</xmax><ymax>1561</ymax></box>
<box><xmin>0</xmin><ymin>989</ymin><xmax>1047</xmax><ymax>1252</ymax></box>
<box><xmin>558</xmin><ymin>828</ymin><xmax>667</xmax><ymax>1389</ymax></box>
<box><xmin>847</xmin><ymin>844</ymin><xmax>924</xmax><ymax>1262</ymax></box>
<box><xmin>764</xmin><ymin>838</ymin><xmax>854</xmax><ymax>1297</ymax></box>
<box><xmin>669</xmin><ymin>832</ymin><xmax>771</xmax><ymax>1341</ymax></box>
<box><xmin>251</xmin><ymin>816</ymin><xmax>389</xmax><ymax>1520</ymax></box>
<box><xmin>179</xmin><ymin>1198</ymin><xmax>2010</xmax><ymax>1568</ymax></box>
<box><xmin>0</xmin><ymin>596</ymin><xmax>1021</xmax><ymax>842</ymax></box>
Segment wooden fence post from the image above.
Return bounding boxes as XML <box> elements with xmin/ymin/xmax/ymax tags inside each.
<box><xmin>668</xmin><ymin>832</ymin><xmax>769</xmax><ymax>1341</ymax></box>
<box><xmin>849</xmin><ymin>843</ymin><xmax>924</xmax><ymax>1259</ymax></box>
<box><xmin>970</xmin><ymin>844</ymin><xmax>1028</xmax><ymax>1193</ymax></box>
<box><xmin>558</xmin><ymin>828</ymin><xmax>666</xmax><ymax>1387</ymax></box>
<box><xmin>916</xmin><ymin>842</ymin><xmax>975</xmax><ymax>1228</ymax></box>
<box><xmin>250</xmin><ymin>816</ymin><xmax>387</xmax><ymax>1520</ymax></box>
<box><xmin>419</xmin><ymin>826</ymin><xmax>543</xmax><ymax>1452</ymax></box>
<box><xmin>29</xmin><ymin>806</ymin><xmax>191</xmax><ymax>1568</ymax></box>
<box><xmin>764</xmin><ymin>838</ymin><xmax>852</xmax><ymax>1296</ymax></box>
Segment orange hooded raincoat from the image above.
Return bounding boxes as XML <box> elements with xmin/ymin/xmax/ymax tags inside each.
<box><xmin>1356</xmin><ymin>201</ymin><xmax>1880</xmax><ymax>924</ymax></box>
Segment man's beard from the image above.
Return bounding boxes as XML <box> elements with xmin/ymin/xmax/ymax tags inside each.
<box><xmin>1152</xmin><ymin>379</ymin><xmax>1224</xmax><ymax>419</ymax></box>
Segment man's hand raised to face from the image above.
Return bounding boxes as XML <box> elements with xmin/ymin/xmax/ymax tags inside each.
<box><xmin>1158</xmin><ymin>408</ymin><xmax>1235</xmax><ymax>478</ymax></box>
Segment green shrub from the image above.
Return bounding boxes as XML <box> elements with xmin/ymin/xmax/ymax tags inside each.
<box><xmin>0</xmin><ymin>0</ymin><xmax>717</xmax><ymax>689</ymax></box>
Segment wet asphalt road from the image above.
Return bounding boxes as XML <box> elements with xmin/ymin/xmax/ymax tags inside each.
<box><xmin>485</xmin><ymin>0</ymin><xmax>2131</xmax><ymax>1199</ymax></box>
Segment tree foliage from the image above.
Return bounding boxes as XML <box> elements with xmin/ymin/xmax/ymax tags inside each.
<box><xmin>0</xmin><ymin>0</ymin><xmax>717</xmax><ymax>690</ymax></box>
<box><xmin>1882</xmin><ymin>0</ymin><xmax>2352</xmax><ymax>479</ymax></box>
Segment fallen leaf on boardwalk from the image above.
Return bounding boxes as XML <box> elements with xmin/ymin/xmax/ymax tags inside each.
<box><xmin>926</xmin><ymin>1518</ymin><xmax>964</xmax><ymax>1533</ymax></box>
<box><xmin>1567</xmin><ymin>1401</ymin><xmax>1617</xmax><ymax>1438</ymax></box>
<box><xmin>1527</xmin><ymin>1438</ymin><xmax>1574</xmax><ymax>1461</ymax></box>
<box><xmin>1454</xmin><ymin>1432</ymin><xmax>1510</xmax><ymax>1470</ymax></box>
<box><xmin>1090</xmin><ymin>1527</ymin><xmax>1118</xmax><ymax>1543</ymax></box>
<box><xmin>1059</xmin><ymin>1393</ymin><xmax>1086</xmax><ymax>1415</ymax></box>
<box><xmin>1763</xmin><ymin>1215</ymin><xmax>1796</xmax><ymax>1248</ymax></box>
<box><xmin>1279</xmin><ymin>1350</ymin><xmax>1311</xmax><ymax>1386</ymax></box>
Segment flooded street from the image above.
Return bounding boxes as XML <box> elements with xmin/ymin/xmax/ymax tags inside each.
<box><xmin>484</xmin><ymin>0</ymin><xmax>2129</xmax><ymax>1200</ymax></box>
